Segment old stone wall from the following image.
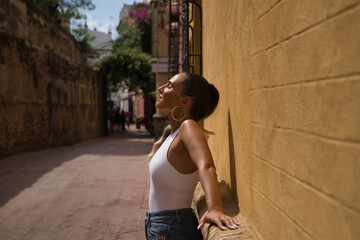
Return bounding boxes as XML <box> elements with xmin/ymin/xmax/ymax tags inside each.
<box><xmin>202</xmin><ymin>1</ymin><xmax>360</xmax><ymax>239</ymax></box>
<box><xmin>0</xmin><ymin>0</ymin><xmax>106</xmax><ymax>159</ymax></box>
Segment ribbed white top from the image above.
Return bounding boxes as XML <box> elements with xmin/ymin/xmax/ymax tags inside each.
<box><xmin>149</xmin><ymin>128</ymin><xmax>199</xmax><ymax>212</ymax></box>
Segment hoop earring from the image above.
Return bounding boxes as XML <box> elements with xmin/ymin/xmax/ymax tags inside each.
<box><xmin>171</xmin><ymin>106</ymin><xmax>186</xmax><ymax>121</ymax></box>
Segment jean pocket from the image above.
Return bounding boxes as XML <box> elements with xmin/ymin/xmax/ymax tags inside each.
<box><xmin>149</xmin><ymin>222</ymin><xmax>170</xmax><ymax>239</ymax></box>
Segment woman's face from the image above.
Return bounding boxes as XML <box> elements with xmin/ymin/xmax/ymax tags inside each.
<box><xmin>156</xmin><ymin>74</ymin><xmax>185</xmax><ymax>112</ymax></box>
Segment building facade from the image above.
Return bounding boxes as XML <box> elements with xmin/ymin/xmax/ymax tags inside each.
<box><xmin>152</xmin><ymin>0</ymin><xmax>360</xmax><ymax>239</ymax></box>
<box><xmin>86</xmin><ymin>28</ymin><xmax>113</xmax><ymax>66</ymax></box>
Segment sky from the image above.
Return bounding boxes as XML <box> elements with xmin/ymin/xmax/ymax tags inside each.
<box><xmin>71</xmin><ymin>0</ymin><xmax>139</xmax><ymax>40</ymax></box>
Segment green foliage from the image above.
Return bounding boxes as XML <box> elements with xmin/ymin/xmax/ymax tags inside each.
<box><xmin>115</xmin><ymin>23</ymin><xmax>141</xmax><ymax>51</ymax></box>
<box><xmin>29</xmin><ymin>0</ymin><xmax>95</xmax><ymax>49</ymax></box>
<box><xmin>57</xmin><ymin>0</ymin><xmax>95</xmax><ymax>20</ymax></box>
<box><xmin>71</xmin><ymin>23</ymin><xmax>94</xmax><ymax>53</ymax></box>
<box><xmin>138</xmin><ymin>18</ymin><xmax>152</xmax><ymax>54</ymax></box>
<box><xmin>29</xmin><ymin>0</ymin><xmax>94</xmax><ymax>21</ymax></box>
<box><xmin>97</xmin><ymin>48</ymin><xmax>154</xmax><ymax>95</ymax></box>
<box><xmin>29</xmin><ymin>0</ymin><xmax>60</xmax><ymax>20</ymax></box>
<box><xmin>98</xmin><ymin>3</ymin><xmax>154</xmax><ymax>95</ymax></box>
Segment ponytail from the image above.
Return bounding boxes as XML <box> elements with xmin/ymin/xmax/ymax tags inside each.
<box><xmin>181</xmin><ymin>73</ymin><xmax>219</xmax><ymax>121</ymax></box>
<box><xmin>206</xmin><ymin>83</ymin><xmax>220</xmax><ymax>120</ymax></box>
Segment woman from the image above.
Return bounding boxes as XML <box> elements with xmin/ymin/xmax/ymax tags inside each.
<box><xmin>145</xmin><ymin>73</ymin><xmax>240</xmax><ymax>240</ymax></box>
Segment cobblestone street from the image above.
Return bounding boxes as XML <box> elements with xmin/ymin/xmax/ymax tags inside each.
<box><xmin>0</xmin><ymin>126</ymin><xmax>153</xmax><ymax>240</ymax></box>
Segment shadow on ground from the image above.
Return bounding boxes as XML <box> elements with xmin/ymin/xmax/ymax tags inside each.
<box><xmin>0</xmin><ymin>125</ymin><xmax>154</xmax><ymax>207</ymax></box>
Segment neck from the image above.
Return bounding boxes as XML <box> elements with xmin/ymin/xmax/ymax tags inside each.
<box><xmin>168</xmin><ymin>117</ymin><xmax>183</xmax><ymax>134</ymax></box>
<box><xmin>168</xmin><ymin>114</ymin><xmax>195</xmax><ymax>134</ymax></box>
<box><xmin>165</xmin><ymin>106</ymin><xmax>193</xmax><ymax>133</ymax></box>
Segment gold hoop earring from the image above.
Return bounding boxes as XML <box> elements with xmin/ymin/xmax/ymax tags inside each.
<box><xmin>171</xmin><ymin>106</ymin><xmax>186</xmax><ymax>121</ymax></box>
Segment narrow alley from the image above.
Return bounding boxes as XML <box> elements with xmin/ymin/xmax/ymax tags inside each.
<box><xmin>0</xmin><ymin>125</ymin><xmax>152</xmax><ymax>240</ymax></box>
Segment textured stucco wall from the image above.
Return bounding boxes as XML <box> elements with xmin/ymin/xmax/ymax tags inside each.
<box><xmin>202</xmin><ymin>1</ymin><xmax>360</xmax><ymax>239</ymax></box>
<box><xmin>0</xmin><ymin>0</ymin><xmax>106</xmax><ymax>159</ymax></box>
<box><xmin>152</xmin><ymin>1</ymin><xmax>171</xmax><ymax>139</ymax></box>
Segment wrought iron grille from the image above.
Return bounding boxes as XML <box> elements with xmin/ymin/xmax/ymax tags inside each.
<box><xmin>181</xmin><ymin>0</ymin><xmax>202</xmax><ymax>75</ymax></box>
<box><xmin>168</xmin><ymin>0</ymin><xmax>202</xmax><ymax>77</ymax></box>
<box><xmin>168</xmin><ymin>0</ymin><xmax>181</xmax><ymax>77</ymax></box>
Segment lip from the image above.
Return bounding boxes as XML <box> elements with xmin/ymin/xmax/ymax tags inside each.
<box><xmin>158</xmin><ymin>95</ymin><xmax>163</xmax><ymax>100</ymax></box>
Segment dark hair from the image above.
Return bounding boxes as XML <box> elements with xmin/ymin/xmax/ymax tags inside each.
<box><xmin>148</xmin><ymin>73</ymin><xmax>219</xmax><ymax>160</ymax></box>
<box><xmin>180</xmin><ymin>72</ymin><xmax>219</xmax><ymax>121</ymax></box>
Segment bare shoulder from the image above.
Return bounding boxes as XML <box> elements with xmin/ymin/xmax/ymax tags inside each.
<box><xmin>179</xmin><ymin>119</ymin><xmax>206</xmax><ymax>142</ymax></box>
<box><xmin>180</xmin><ymin>119</ymin><xmax>201</xmax><ymax>132</ymax></box>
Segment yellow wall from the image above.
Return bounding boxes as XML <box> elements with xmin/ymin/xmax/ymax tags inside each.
<box><xmin>152</xmin><ymin>1</ymin><xmax>172</xmax><ymax>138</ymax></box>
<box><xmin>189</xmin><ymin>2</ymin><xmax>202</xmax><ymax>75</ymax></box>
<box><xmin>202</xmin><ymin>1</ymin><xmax>360</xmax><ymax>239</ymax></box>
<box><xmin>156</xmin><ymin>14</ymin><xmax>169</xmax><ymax>58</ymax></box>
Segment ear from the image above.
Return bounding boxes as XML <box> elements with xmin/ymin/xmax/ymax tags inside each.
<box><xmin>180</xmin><ymin>97</ymin><xmax>192</xmax><ymax>108</ymax></box>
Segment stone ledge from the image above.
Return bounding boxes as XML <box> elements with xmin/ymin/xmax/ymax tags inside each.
<box><xmin>192</xmin><ymin>182</ymin><xmax>254</xmax><ymax>240</ymax></box>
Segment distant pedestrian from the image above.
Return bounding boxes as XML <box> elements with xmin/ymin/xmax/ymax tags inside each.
<box><xmin>136</xmin><ymin>116</ymin><xmax>142</xmax><ymax>129</ymax></box>
<box><xmin>120</xmin><ymin>110</ymin><xmax>126</xmax><ymax>132</ymax></box>
<box><xmin>107</xmin><ymin>106</ymin><xmax>112</xmax><ymax>131</ymax></box>
<box><xmin>108</xmin><ymin>106</ymin><xmax>115</xmax><ymax>132</ymax></box>
<box><xmin>114</xmin><ymin>107</ymin><xmax>121</xmax><ymax>132</ymax></box>
<box><xmin>145</xmin><ymin>73</ymin><xmax>240</xmax><ymax>240</ymax></box>
<box><xmin>126</xmin><ymin>112</ymin><xmax>131</xmax><ymax>129</ymax></box>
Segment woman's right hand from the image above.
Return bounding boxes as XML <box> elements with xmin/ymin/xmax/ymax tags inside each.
<box><xmin>197</xmin><ymin>209</ymin><xmax>240</xmax><ymax>231</ymax></box>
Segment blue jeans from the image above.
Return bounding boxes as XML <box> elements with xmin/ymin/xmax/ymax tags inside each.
<box><xmin>145</xmin><ymin>208</ymin><xmax>203</xmax><ymax>240</ymax></box>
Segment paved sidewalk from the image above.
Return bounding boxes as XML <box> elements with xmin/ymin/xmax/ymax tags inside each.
<box><xmin>0</xmin><ymin>125</ymin><xmax>153</xmax><ymax>240</ymax></box>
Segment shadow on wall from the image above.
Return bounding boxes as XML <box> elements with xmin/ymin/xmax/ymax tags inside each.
<box><xmin>228</xmin><ymin>110</ymin><xmax>238</xmax><ymax>204</ymax></box>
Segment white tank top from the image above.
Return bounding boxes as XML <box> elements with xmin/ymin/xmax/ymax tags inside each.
<box><xmin>149</xmin><ymin>128</ymin><xmax>199</xmax><ymax>212</ymax></box>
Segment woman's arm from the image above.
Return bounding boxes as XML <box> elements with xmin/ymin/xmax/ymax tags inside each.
<box><xmin>179</xmin><ymin>120</ymin><xmax>240</xmax><ymax>230</ymax></box>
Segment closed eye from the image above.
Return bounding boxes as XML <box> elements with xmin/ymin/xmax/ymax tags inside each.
<box><xmin>166</xmin><ymin>81</ymin><xmax>172</xmax><ymax>89</ymax></box>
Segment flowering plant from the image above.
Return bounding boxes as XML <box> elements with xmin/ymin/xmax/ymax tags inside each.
<box><xmin>129</xmin><ymin>7</ymin><xmax>151</xmax><ymax>25</ymax></box>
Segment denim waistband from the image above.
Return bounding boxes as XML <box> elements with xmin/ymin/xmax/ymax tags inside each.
<box><xmin>146</xmin><ymin>208</ymin><xmax>196</xmax><ymax>225</ymax></box>
<box><xmin>146</xmin><ymin>208</ymin><xmax>195</xmax><ymax>217</ymax></box>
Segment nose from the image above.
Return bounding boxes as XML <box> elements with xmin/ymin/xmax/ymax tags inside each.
<box><xmin>158</xmin><ymin>85</ymin><xmax>164</xmax><ymax>93</ymax></box>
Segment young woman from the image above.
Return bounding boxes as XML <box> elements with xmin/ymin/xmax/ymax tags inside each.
<box><xmin>145</xmin><ymin>73</ymin><xmax>240</xmax><ymax>240</ymax></box>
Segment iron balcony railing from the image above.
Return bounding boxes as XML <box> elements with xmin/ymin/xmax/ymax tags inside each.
<box><xmin>168</xmin><ymin>0</ymin><xmax>202</xmax><ymax>77</ymax></box>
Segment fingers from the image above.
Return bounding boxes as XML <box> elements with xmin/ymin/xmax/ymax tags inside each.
<box><xmin>222</xmin><ymin>217</ymin><xmax>239</xmax><ymax>230</ymax></box>
<box><xmin>197</xmin><ymin>221</ymin><xmax>204</xmax><ymax>230</ymax></box>
<box><xmin>214</xmin><ymin>216</ymin><xmax>239</xmax><ymax>231</ymax></box>
<box><xmin>215</xmin><ymin>218</ymin><xmax>227</xmax><ymax>230</ymax></box>
<box><xmin>197</xmin><ymin>215</ymin><xmax>206</xmax><ymax>230</ymax></box>
<box><xmin>218</xmin><ymin>216</ymin><xmax>242</xmax><ymax>230</ymax></box>
<box><xmin>198</xmin><ymin>212</ymin><xmax>241</xmax><ymax>231</ymax></box>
